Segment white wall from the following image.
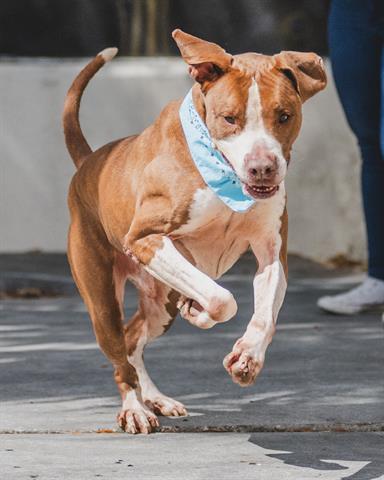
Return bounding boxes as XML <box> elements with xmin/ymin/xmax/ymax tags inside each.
<box><xmin>0</xmin><ymin>57</ymin><xmax>366</xmax><ymax>263</ymax></box>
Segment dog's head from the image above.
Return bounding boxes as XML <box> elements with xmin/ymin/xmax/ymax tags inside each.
<box><xmin>173</xmin><ymin>29</ymin><xmax>326</xmax><ymax>200</ymax></box>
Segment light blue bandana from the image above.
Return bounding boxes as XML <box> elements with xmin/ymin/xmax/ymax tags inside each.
<box><xmin>179</xmin><ymin>89</ymin><xmax>255</xmax><ymax>213</ymax></box>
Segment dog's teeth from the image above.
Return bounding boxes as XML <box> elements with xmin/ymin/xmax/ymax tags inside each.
<box><xmin>247</xmin><ymin>184</ymin><xmax>278</xmax><ymax>197</ymax></box>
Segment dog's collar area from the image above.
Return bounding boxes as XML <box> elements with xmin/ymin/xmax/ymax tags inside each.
<box><xmin>179</xmin><ymin>89</ymin><xmax>255</xmax><ymax>213</ymax></box>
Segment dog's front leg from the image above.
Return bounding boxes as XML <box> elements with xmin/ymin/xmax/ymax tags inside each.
<box><xmin>224</xmin><ymin>209</ymin><xmax>288</xmax><ymax>386</ymax></box>
<box><xmin>124</xmin><ymin>234</ymin><xmax>237</xmax><ymax>329</ymax></box>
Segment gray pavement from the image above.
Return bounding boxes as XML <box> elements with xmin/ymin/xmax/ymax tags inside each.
<box><xmin>0</xmin><ymin>253</ymin><xmax>383</xmax><ymax>479</ymax></box>
<box><xmin>1</xmin><ymin>433</ymin><xmax>384</xmax><ymax>480</ymax></box>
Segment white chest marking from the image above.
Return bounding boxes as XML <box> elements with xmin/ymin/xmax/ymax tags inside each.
<box><xmin>251</xmin><ymin>182</ymin><xmax>286</xmax><ymax>235</ymax></box>
<box><xmin>174</xmin><ymin>187</ymin><xmax>229</xmax><ymax>236</ymax></box>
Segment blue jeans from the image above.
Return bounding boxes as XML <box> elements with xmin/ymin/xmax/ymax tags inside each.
<box><xmin>328</xmin><ymin>0</ymin><xmax>384</xmax><ymax>280</ymax></box>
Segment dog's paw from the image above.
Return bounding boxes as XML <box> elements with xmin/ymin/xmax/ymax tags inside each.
<box><xmin>223</xmin><ymin>348</ymin><xmax>263</xmax><ymax>387</ymax></box>
<box><xmin>144</xmin><ymin>394</ymin><xmax>188</xmax><ymax>417</ymax></box>
<box><xmin>178</xmin><ymin>298</ymin><xmax>217</xmax><ymax>329</ymax></box>
<box><xmin>177</xmin><ymin>290</ymin><xmax>237</xmax><ymax>328</ymax></box>
<box><xmin>117</xmin><ymin>404</ymin><xmax>159</xmax><ymax>434</ymax></box>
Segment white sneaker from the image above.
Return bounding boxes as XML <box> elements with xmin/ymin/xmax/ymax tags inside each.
<box><xmin>317</xmin><ymin>276</ymin><xmax>384</xmax><ymax>315</ymax></box>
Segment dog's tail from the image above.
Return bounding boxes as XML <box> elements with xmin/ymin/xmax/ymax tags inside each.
<box><xmin>63</xmin><ymin>47</ymin><xmax>118</xmax><ymax>169</ymax></box>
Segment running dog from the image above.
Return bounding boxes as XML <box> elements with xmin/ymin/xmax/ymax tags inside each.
<box><xmin>63</xmin><ymin>30</ymin><xmax>326</xmax><ymax>433</ymax></box>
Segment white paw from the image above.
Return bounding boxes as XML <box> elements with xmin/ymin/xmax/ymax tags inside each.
<box><xmin>118</xmin><ymin>392</ymin><xmax>159</xmax><ymax>434</ymax></box>
<box><xmin>144</xmin><ymin>394</ymin><xmax>188</xmax><ymax>417</ymax></box>
<box><xmin>223</xmin><ymin>346</ymin><xmax>264</xmax><ymax>387</ymax></box>
<box><xmin>117</xmin><ymin>406</ymin><xmax>159</xmax><ymax>434</ymax></box>
<box><xmin>178</xmin><ymin>298</ymin><xmax>217</xmax><ymax>329</ymax></box>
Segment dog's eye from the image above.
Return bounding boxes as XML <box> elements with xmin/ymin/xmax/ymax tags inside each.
<box><xmin>279</xmin><ymin>113</ymin><xmax>290</xmax><ymax>124</ymax></box>
<box><xmin>224</xmin><ymin>116</ymin><xmax>236</xmax><ymax>125</ymax></box>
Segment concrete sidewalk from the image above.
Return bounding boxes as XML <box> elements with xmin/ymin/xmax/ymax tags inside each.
<box><xmin>0</xmin><ymin>254</ymin><xmax>383</xmax><ymax>479</ymax></box>
<box><xmin>2</xmin><ymin>433</ymin><xmax>384</xmax><ymax>480</ymax></box>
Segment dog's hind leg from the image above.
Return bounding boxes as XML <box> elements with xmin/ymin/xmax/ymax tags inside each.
<box><xmin>67</xmin><ymin>207</ymin><xmax>159</xmax><ymax>434</ymax></box>
<box><xmin>123</xmin><ymin>272</ymin><xmax>187</xmax><ymax>417</ymax></box>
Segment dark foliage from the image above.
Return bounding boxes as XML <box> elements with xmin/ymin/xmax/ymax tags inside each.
<box><xmin>0</xmin><ymin>0</ymin><xmax>330</xmax><ymax>57</ymax></box>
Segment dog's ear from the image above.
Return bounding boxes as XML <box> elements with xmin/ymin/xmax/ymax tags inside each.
<box><xmin>275</xmin><ymin>51</ymin><xmax>327</xmax><ymax>102</ymax></box>
<box><xmin>172</xmin><ymin>29</ymin><xmax>233</xmax><ymax>85</ymax></box>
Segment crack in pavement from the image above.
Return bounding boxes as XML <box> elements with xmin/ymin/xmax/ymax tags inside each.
<box><xmin>1</xmin><ymin>422</ymin><xmax>383</xmax><ymax>435</ymax></box>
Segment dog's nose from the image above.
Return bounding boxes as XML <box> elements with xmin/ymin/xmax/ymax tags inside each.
<box><xmin>245</xmin><ymin>152</ymin><xmax>278</xmax><ymax>181</ymax></box>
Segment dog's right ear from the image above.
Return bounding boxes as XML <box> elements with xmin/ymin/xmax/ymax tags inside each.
<box><xmin>172</xmin><ymin>29</ymin><xmax>233</xmax><ymax>85</ymax></box>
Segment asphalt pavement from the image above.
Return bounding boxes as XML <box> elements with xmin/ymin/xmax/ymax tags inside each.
<box><xmin>0</xmin><ymin>253</ymin><xmax>383</xmax><ymax>479</ymax></box>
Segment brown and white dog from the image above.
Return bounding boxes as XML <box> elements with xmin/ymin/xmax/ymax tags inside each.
<box><xmin>63</xmin><ymin>30</ymin><xmax>326</xmax><ymax>434</ymax></box>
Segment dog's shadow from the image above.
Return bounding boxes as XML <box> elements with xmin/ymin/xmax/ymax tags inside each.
<box><xmin>249</xmin><ymin>433</ymin><xmax>384</xmax><ymax>480</ymax></box>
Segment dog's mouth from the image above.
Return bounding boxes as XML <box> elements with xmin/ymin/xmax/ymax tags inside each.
<box><xmin>218</xmin><ymin>152</ymin><xmax>280</xmax><ymax>200</ymax></box>
<box><xmin>244</xmin><ymin>184</ymin><xmax>279</xmax><ymax>200</ymax></box>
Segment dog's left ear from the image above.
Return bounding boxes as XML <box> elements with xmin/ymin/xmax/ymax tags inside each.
<box><xmin>172</xmin><ymin>29</ymin><xmax>233</xmax><ymax>85</ymax></box>
<box><xmin>275</xmin><ymin>51</ymin><xmax>327</xmax><ymax>102</ymax></box>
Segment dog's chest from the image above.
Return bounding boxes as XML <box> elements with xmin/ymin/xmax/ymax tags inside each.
<box><xmin>172</xmin><ymin>188</ymin><xmax>251</xmax><ymax>279</ymax></box>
